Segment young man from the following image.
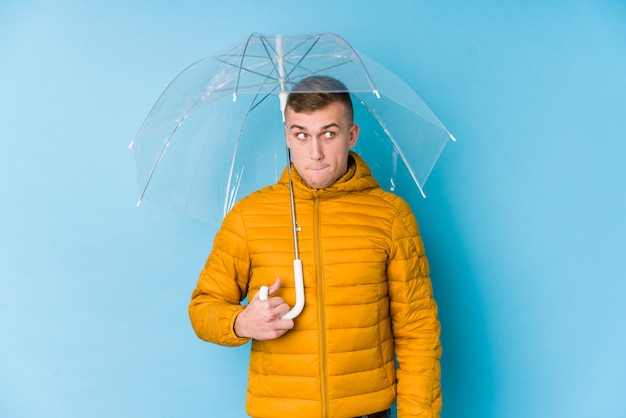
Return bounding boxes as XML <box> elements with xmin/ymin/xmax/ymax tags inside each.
<box><xmin>189</xmin><ymin>76</ymin><xmax>442</xmax><ymax>417</ymax></box>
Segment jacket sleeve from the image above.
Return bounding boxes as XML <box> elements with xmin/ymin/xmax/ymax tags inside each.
<box><xmin>188</xmin><ymin>205</ymin><xmax>251</xmax><ymax>347</ymax></box>
<box><xmin>388</xmin><ymin>198</ymin><xmax>442</xmax><ymax>418</ymax></box>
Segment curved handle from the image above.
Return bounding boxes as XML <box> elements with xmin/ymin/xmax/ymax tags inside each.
<box><xmin>258</xmin><ymin>259</ymin><xmax>305</xmax><ymax>319</ymax></box>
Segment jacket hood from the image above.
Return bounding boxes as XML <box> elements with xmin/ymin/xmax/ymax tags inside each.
<box><xmin>278</xmin><ymin>151</ymin><xmax>380</xmax><ymax>200</ymax></box>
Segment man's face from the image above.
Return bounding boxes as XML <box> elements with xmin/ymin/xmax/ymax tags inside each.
<box><xmin>284</xmin><ymin>101</ymin><xmax>359</xmax><ymax>189</ymax></box>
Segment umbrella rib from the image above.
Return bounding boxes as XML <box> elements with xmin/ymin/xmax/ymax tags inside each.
<box><xmin>333</xmin><ymin>34</ymin><xmax>380</xmax><ymax>97</ymax></box>
<box><xmin>222</xmin><ymin>88</ymin><xmax>280</xmax><ymax>215</ymax></box>
<box><xmin>237</xmin><ymin>34</ymin><xmax>309</xmax><ymax>92</ymax></box>
<box><xmin>229</xmin><ymin>33</ymin><xmax>318</xmax><ymax>98</ymax></box>
<box><xmin>211</xmin><ymin>34</ymin><xmax>378</xmax><ymax>97</ymax></box>
<box><xmin>129</xmin><ymin>58</ymin><xmax>207</xmax><ymax>150</ymax></box>
<box><xmin>352</xmin><ymin>93</ymin><xmax>426</xmax><ymax>198</ymax></box>
<box><xmin>280</xmin><ymin>35</ymin><xmax>322</xmax><ymax>83</ymax></box>
<box><xmin>247</xmin><ymin>91</ymin><xmax>274</xmax><ymax>113</ymax></box>
<box><xmin>135</xmin><ymin>117</ymin><xmax>187</xmax><ymax>207</ymax></box>
<box><xmin>258</xmin><ymin>33</ymin><xmax>322</xmax><ymax>84</ymax></box>
<box><xmin>222</xmin><ymin>92</ymin><xmax>266</xmax><ymax>216</ymax></box>
<box><xmin>214</xmin><ymin>54</ymin><xmax>282</xmax><ymax>83</ymax></box>
<box><xmin>226</xmin><ymin>34</ymin><xmax>327</xmax><ymax>93</ymax></box>
<box><xmin>133</xmin><ymin>57</ymin><xmax>214</xmax><ymax>207</ymax></box>
<box><xmin>232</xmin><ymin>33</ymin><xmax>257</xmax><ymax>101</ymax></box>
<box><xmin>259</xmin><ymin>34</ymin><xmax>279</xmax><ymax>76</ymax></box>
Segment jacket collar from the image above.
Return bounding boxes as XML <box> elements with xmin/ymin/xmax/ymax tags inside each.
<box><xmin>279</xmin><ymin>151</ymin><xmax>380</xmax><ymax>200</ymax></box>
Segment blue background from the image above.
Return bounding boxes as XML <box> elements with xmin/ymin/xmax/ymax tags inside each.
<box><xmin>1</xmin><ymin>1</ymin><xmax>625</xmax><ymax>417</ymax></box>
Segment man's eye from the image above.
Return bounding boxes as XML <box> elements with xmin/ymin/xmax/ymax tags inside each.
<box><xmin>296</xmin><ymin>132</ymin><xmax>307</xmax><ymax>139</ymax></box>
<box><xmin>323</xmin><ymin>131</ymin><xmax>336</xmax><ymax>139</ymax></box>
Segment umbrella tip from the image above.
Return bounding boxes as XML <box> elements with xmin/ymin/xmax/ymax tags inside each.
<box><xmin>233</xmin><ymin>92</ymin><xmax>237</xmax><ymax>102</ymax></box>
<box><xmin>374</xmin><ymin>89</ymin><xmax>380</xmax><ymax>99</ymax></box>
<box><xmin>449</xmin><ymin>133</ymin><xmax>457</xmax><ymax>142</ymax></box>
<box><xmin>128</xmin><ymin>140</ymin><xmax>134</xmax><ymax>149</ymax></box>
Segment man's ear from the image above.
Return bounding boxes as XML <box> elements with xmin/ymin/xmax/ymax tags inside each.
<box><xmin>349</xmin><ymin>123</ymin><xmax>360</xmax><ymax>147</ymax></box>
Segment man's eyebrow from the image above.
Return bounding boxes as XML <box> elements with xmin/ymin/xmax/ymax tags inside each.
<box><xmin>289</xmin><ymin>123</ymin><xmax>341</xmax><ymax>130</ymax></box>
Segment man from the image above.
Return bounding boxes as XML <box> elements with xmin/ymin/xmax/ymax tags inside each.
<box><xmin>189</xmin><ymin>76</ymin><xmax>442</xmax><ymax>417</ymax></box>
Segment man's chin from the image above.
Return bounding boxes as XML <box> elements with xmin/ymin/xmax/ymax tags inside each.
<box><xmin>304</xmin><ymin>178</ymin><xmax>331</xmax><ymax>189</ymax></box>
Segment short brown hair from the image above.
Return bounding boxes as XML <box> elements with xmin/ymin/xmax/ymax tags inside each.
<box><xmin>286</xmin><ymin>76</ymin><xmax>354</xmax><ymax>123</ymax></box>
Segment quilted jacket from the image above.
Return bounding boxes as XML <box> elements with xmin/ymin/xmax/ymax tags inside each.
<box><xmin>189</xmin><ymin>152</ymin><xmax>441</xmax><ymax>417</ymax></box>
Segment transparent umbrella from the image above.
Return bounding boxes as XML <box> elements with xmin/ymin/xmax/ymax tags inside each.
<box><xmin>130</xmin><ymin>32</ymin><xmax>455</xmax><ymax>319</ymax></box>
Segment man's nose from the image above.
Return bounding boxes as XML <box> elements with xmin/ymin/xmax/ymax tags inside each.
<box><xmin>311</xmin><ymin>138</ymin><xmax>323</xmax><ymax>159</ymax></box>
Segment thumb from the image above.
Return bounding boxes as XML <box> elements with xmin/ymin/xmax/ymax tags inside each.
<box><xmin>267</xmin><ymin>277</ymin><xmax>282</xmax><ymax>295</ymax></box>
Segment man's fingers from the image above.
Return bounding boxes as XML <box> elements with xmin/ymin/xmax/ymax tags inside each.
<box><xmin>254</xmin><ymin>278</ymin><xmax>294</xmax><ymax>330</ymax></box>
<box><xmin>278</xmin><ymin>317</ymin><xmax>295</xmax><ymax>331</ymax></box>
<box><xmin>273</xmin><ymin>299</ymin><xmax>291</xmax><ymax>314</ymax></box>
<box><xmin>267</xmin><ymin>277</ymin><xmax>281</xmax><ymax>295</ymax></box>
<box><xmin>256</xmin><ymin>278</ymin><xmax>281</xmax><ymax>301</ymax></box>
<box><xmin>267</xmin><ymin>296</ymin><xmax>284</xmax><ymax>307</ymax></box>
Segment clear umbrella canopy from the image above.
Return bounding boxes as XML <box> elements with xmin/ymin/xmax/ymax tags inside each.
<box><xmin>130</xmin><ymin>33</ymin><xmax>455</xmax><ymax>226</ymax></box>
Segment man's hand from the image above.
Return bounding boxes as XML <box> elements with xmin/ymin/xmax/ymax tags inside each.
<box><xmin>234</xmin><ymin>278</ymin><xmax>294</xmax><ymax>340</ymax></box>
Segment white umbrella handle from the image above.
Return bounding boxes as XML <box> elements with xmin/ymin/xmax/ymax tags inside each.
<box><xmin>259</xmin><ymin>259</ymin><xmax>304</xmax><ymax>319</ymax></box>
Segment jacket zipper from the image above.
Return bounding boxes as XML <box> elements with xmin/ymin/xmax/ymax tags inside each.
<box><xmin>314</xmin><ymin>193</ymin><xmax>329</xmax><ymax>417</ymax></box>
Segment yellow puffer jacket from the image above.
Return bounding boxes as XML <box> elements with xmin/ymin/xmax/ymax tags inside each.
<box><xmin>189</xmin><ymin>152</ymin><xmax>441</xmax><ymax>418</ymax></box>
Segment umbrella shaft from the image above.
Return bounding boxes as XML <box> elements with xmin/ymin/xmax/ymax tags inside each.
<box><xmin>288</xmin><ymin>179</ymin><xmax>300</xmax><ymax>259</ymax></box>
<box><xmin>286</xmin><ymin>147</ymin><xmax>300</xmax><ymax>259</ymax></box>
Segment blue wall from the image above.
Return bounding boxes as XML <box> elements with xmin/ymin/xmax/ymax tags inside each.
<box><xmin>1</xmin><ymin>1</ymin><xmax>625</xmax><ymax>417</ymax></box>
